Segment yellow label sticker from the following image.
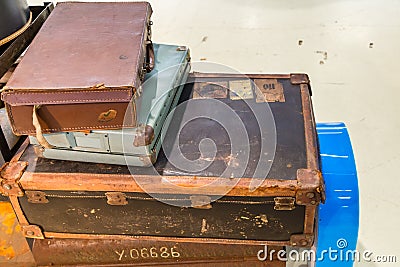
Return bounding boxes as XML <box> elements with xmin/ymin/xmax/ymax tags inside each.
<box><xmin>229</xmin><ymin>80</ymin><xmax>253</xmax><ymax>100</ymax></box>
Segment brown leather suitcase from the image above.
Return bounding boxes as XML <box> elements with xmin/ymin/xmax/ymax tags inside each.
<box><xmin>1</xmin><ymin>2</ymin><xmax>154</xmax><ymax>137</ymax></box>
<box><xmin>1</xmin><ymin>73</ymin><xmax>323</xmax><ymax>249</ymax></box>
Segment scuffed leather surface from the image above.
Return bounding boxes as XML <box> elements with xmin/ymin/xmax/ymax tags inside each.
<box><xmin>5</xmin><ymin>2</ymin><xmax>152</xmax><ymax>91</ymax></box>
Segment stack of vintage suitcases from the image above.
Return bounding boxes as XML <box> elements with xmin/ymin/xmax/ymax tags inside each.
<box><xmin>0</xmin><ymin>2</ymin><xmax>324</xmax><ymax>266</ymax></box>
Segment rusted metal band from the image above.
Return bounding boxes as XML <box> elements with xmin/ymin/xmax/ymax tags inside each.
<box><xmin>8</xmin><ymin>195</ymin><xmax>29</xmax><ymax>225</ymax></box>
<box><xmin>191</xmin><ymin>72</ymin><xmax>291</xmax><ymax>79</ymax></box>
<box><xmin>42</xmin><ymin>232</ymin><xmax>290</xmax><ymax>246</ymax></box>
<box><xmin>303</xmin><ymin>205</ymin><xmax>316</xmax><ymax>234</ymax></box>
<box><xmin>9</xmin><ymin>138</ymin><xmax>29</xmax><ymax>163</ymax></box>
<box><xmin>10</xmin><ymin>195</ymin><xmax>47</xmax><ymax>239</ymax></box>
<box><xmin>19</xmin><ymin>172</ymin><xmax>298</xmax><ymax>197</ymax></box>
<box><xmin>298</xmin><ymin>84</ymin><xmax>322</xmax><ymax>237</ymax></box>
<box><xmin>300</xmin><ymin>84</ymin><xmax>318</xmax><ymax>170</ymax></box>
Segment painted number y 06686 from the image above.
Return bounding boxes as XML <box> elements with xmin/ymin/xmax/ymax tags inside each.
<box><xmin>115</xmin><ymin>246</ymin><xmax>181</xmax><ymax>261</ymax></box>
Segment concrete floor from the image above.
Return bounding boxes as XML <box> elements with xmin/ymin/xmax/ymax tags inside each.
<box><xmin>2</xmin><ymin>0</ymin><xmax>399</xmax><ymax>266</ymax></box>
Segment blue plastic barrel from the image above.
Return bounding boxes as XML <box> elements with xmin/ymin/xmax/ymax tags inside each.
<box><xmin>315</xmin><ymin>122</ymin><xmax>359</xmax><ymax>267</ymax></box>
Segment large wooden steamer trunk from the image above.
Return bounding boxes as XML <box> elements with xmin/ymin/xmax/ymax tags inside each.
<box><xmin>1</xmin><ymin>73</ymin><xmax>324</xmax><ymax>249</ymax></box>
<box><xmin>1</xmin><ymin>2</ymin><xmax>154</xmax><ymax>136</ymax></box>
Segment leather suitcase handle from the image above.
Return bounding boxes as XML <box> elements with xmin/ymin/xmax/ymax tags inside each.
<box><xmin>32</xmin><ymin>105</ymin><xmax>54</xmax><ymax>149</ymax></box>
<box><xmin>0</xmin><ymin>12</ymin><xmax>32</xmax><ymax>47</ymax></box>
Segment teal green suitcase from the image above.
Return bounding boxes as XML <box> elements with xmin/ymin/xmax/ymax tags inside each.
<box><xmin>29</xmin><ymin>43</ymin><xmax>190</xmax><ymax>166</ymax></box>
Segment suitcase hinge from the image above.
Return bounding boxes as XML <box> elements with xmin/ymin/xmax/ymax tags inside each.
<box><xmin>22</xmin><ymin>225</ymin><xmax>44</xmax><ymax>239</ymax></box>
<box><xmin>274</xmin><ymin>197</ymin><xmax>296</xmax><ymax>211</ymax></box>
<box><xmin>296</xmin><ymin>169</ymin><xmax>325</xmax><ymax>206</ymax></box>
<box><xmin>0</xmin><ymin>161</ymin><xmax>27</xmax><ymax>197</ymax></box>
<box><xmin>290</xmin><ymin>234</ymin><xmax>314</xmax><ymax>247</ymax></box>
<box><xmin>190</xmin><ymin>195</ymin><xmax>212</xmax><ymax>209</ymax></box>
<box><xmin>26</xmin><ymin>191</ymin><xmax>49</xmax><ymax>204</ymax></box>
<box><xmin>105</xmin><ymin>192</ymin><xmax>128</xmax><ymax>205</ymax></box>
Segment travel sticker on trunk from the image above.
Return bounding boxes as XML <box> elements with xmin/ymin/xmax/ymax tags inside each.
<box><xmin>192</xmin><ymin>81</ymin><xmax>228</xmax><ymax>99</ymax></box>
<box><xmin>229</xmin><ymin>80</ymin><xmax>254</xmax><ymax>100</ymax></box>
<box><xmin>254</xmin><ymin>79</ymin><xmax>285</xmax><ymax>103</ymax></box>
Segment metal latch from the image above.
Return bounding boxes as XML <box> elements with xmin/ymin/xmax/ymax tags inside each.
<box><xmin>26</xmin><ymin>191</ymin><xmax>49</xmax><ymax>204</ymax></box>
<box><xmin>147</xmin><ymin>20</ymin><xmax>153</xmax><ymax>39</ymax></box>
<box><xmin>274</xmin><ymin>197</ymin><xmax>296</xmax><ymax>211</ymax></box>
<box><xmin>190</xmin><ymin>195</ymin><xmax>212</xmax><ymax>209</ymax></box>
<box><xmin>105</xmin><ymin>192</ymin><xmax>128</xmax><ymax>206</ymax></box>
<box><xmin>0</xmin><ymin>161</ymin><xmax>27</xmax><ymax>197</ymax></box>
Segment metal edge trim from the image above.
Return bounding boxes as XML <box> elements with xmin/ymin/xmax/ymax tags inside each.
<box><xmin>42</xmin><ymin>232</ymin><xmax>290</xmax><ymax>246</ymax></box>
<box><xmin>303</xmin><ymin>205</ymin><xmax>316</xmax><ymax>234</ymax></box>
<box><xmin>191</xmin><ymin>72</ymin><xmax>291</xmax><ymax>79</ymax></box>
<box><xmin>10</xmin><ymin>138</ymin><xmax>29</xmax><ymax>163</ymax></box>
<box><xmin>8</xmin><ymin>195</ymin><xmax>29</xmax><ymax>225</ymax></box>
<box><xmin>19</xmin><ymin>172</ymin><xmax>298</xmax><ymax>197</ymax></box>
<box><xmin>296</xmin><ymin>83</ymin><xmax>320</xmax><ymax>239</ymax></box>
<box><xmin>300</xmin><ymin>84</ymin><xmax>318</xmax><ymax>170</ymax></box>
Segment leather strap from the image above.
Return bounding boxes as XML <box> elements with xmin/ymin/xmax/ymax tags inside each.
<box><xmin>32</xmin><ymin>105</ymin><xmax>54</xmax><ymax>149</ymax></box>
<box><xmin>0</xmin><ymin>12</ymin><xmax>32</xmax><ymax>47</ymax></box>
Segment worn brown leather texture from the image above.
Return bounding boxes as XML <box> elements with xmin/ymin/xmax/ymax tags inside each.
<box><xmin>2</xmin><ymin>2</ymin><xmax>153</xmax><ymax>135</ymax></box>
<box><xmin>9</xmin><ymin>102</ymin><xmax>135</xmax><ymax>134</ymax></box>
